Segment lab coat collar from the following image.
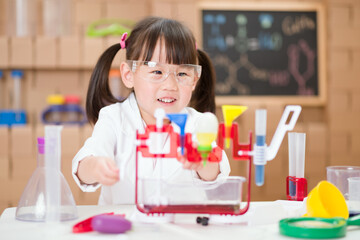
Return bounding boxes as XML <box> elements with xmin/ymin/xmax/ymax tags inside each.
<box><xmin>122</xmin><ymin>92</ymin><xmax>194</xmax><ymax>135</ymax></box>
<box><xmin>121</xmin><ymin>92</ymin><xmax>145</xmax><ymax>135</ymax></box>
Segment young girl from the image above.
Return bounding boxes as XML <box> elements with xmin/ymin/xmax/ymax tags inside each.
<box><xmin>72</xmin><ymin>17</ymin><xmax>230</xmax><ymax>205</ymax></box>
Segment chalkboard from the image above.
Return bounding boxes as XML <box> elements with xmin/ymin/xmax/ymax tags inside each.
<box><xmin>200</xmin><ymin>2</ymin><xmax>326</xmax><ymax>105</ymax></box>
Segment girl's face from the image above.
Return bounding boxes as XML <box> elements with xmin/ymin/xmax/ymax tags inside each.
<box><xmin>121</xmin><ymin>41</ymin><xmax>198</xmax><ymax>125</ymax></box>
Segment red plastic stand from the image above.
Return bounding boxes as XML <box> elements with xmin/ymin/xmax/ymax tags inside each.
<box><xmin>135</xmin><ymin>122</ymin><xmax>253</xmax><ymax>215</ymax></box>
<box><xmin>286</xmin><ymin>176</ymin><xmax>308</xmax><ymax>201</ymax></box>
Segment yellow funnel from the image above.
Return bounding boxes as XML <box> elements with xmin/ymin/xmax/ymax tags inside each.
<box><xmin>305</xmin><ymin>181</ymin><xmax>349</xmax><ymax>219</ymax></box>
<box><xmin>221</xmin><ymin>105</ymin><xmax>248</xmax><ymax>148</ymax></box>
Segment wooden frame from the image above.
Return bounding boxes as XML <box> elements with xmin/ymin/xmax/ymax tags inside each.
<box><xmin>198</xmin><ymin>2</ymin><xmax>326</xmax><ymax>106</ymax></box>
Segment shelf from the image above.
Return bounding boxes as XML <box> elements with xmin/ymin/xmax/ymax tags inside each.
<box><xmin>0</xmin><ymin>36</ymin><xmax>124</xmax><ymax>70</ymax></box>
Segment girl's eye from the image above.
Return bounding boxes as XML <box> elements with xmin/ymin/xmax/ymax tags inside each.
<box><xmin>178</xmin><ymin>72</ymin><xmax>188</xmax><ymax>77</ymax></box>
<box><xmin>151</xmin><ymin>70</ymin><xmax>163</xmax><ymax>75</ymax></box>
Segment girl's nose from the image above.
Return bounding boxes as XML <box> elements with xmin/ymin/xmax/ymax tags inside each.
<box><xmin>161</xmin><ymin>72</ymin><xmax>178</xmax><ymax>90</ymax></box>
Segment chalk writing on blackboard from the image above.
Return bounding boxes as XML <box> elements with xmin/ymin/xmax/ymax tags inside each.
<box><xmin>202</xmin><ymin>10</ymin><xmax>318</xmax><ymax>97</ymax></box>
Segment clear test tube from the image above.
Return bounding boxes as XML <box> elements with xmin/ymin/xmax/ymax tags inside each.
<box><xmin>6</xmin><ymin>0</ymin><xmax>37</xmax><ymax>36</ymax></box>
<box><xmin>11</xmin><ymin>70</ymin><xmax>24</xmax><ymax>111</ymax></box>
<box><xmin>254</xmin><ymin>109</ymin><xmax>267</xmax><ymax>186</ymax></box>
<box><xmin>42</xmin><ymin>0</ymin><xmax>73</xmax><ymax>36</ymax></box>
<box><xmin>295</xmin><ymin>133</ymin><xmax>306</xmax><ymax>180</ymax></box>
<box><xmin>0</xmin><ymin>70</ymin><xmax>3</xmax><ymax>109</ymax></box>
<box><xmin>288</xmin><ymin>132</ymin><xmax>297</xmax><ymax>196</ymax></box>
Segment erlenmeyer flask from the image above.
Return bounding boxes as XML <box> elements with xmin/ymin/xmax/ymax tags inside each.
<box><xmin>16</xmin><ymin>136</ymin><xmax>78</xmax><ymax>221</ymax></box>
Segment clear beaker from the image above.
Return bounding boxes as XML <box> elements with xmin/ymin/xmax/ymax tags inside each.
<box><xmin>327</xmin><ymin>166</ymin><xmax>360</xmax><ymax>200</ymax></box>
<box><xmin>348</xmin><ymin>177</ymin><xmax>360</xmax><ymax>216</ymax></box>
<box><xmin>6</xmin><ymin>0</ymin><xmax>37</xmax><ymax>36</ymax></box>
<box><xmin>16</xmin><ymin>132</ymin><xmax>78</xmax><ymax>221</ymax></box>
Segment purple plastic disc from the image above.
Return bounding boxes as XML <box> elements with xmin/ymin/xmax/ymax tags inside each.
<box><xmin>91</xmin><ymin>215</ymin><xmax>132</xmax><ymax>234</ymax></box>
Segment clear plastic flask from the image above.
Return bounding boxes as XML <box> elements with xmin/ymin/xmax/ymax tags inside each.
<box><xmin>16</xmin><ymin>134</ymin><xmax>78</xmax><ymax>222</ymax></box>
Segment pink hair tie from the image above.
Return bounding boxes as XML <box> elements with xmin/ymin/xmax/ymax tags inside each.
<box><xmin>120</xmin><ymin>32</ymin><xmax>128</xmax><ymax>49</ymax></box>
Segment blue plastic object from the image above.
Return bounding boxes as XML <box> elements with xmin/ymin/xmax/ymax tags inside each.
<box><xmin>41</xmin><ymin>104</ymin><xmax>87</xmax><ymax>125</ymax></box>
<box><xmin>289</xmin><ymin>179</ymin><xmax>296</xmax><ymax>197</ymax></box>
<box><xmin>0</xmin><ymin>70</ymin><xmax>3</xmax><ymax>78</ymax></box>
<box><xmin>0</xmin><ymin>110</ymin><xmax>27</xmax><ymax>127</ymax></box>
<box><xmin>166</xmin><ymin>113</ymin><xmax>188</xmax><ymax>155</ymax></box>
<box><xmin>255</xmin><ymin>135</ymin><xmax>266</xmax><ymax>186</ymax></box>
<box><xmin>11</xmin><ymin>70</ymin><xmax>24</xmax><ymax>78</ymax></box>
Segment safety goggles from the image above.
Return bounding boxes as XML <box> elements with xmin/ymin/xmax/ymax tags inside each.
<box><xmin>127</xmin><ymin>60</ymin><xmax>201</xmax><ymax>86</ymax></box>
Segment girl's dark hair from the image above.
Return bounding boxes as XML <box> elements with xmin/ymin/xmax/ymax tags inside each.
<box><xmin>191</xmin><ymin>49</ymin><xmax>216</xmax><ymax>113</ymax></box>
<box><xmin>86</xmin><ymin>44</ymin><xmax>121</xmax><ymax>124</ymax></box>
<box><xmin>86</xmin><ymin>17</ymin><xmax>216</xmax><ymax>124</ymax></box>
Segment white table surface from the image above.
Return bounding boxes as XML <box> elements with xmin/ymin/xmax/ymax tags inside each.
<box><xmin>1</xmin><ymin>201</ymin><xmax>360</xmax><ymax>240</ymax></box>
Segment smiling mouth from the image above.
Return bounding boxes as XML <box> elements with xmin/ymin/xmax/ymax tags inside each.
<box><xmin>158</xmin><ymin>98</ymin><xmax>176</xmax><ymax>103</ymax></box>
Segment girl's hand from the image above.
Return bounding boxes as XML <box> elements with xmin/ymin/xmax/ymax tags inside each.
<box><xmin>177</xmin><ymin>142</ymin><xmax>203</xmax><ymax>171</ymax></box>
<box><xmin>178</xmin><ymin>154</ymin><xmax>203</xmax><ymax>171</ymax></box>
<box><xmin>177</xmin><ymin>152</ymin><xmax>220</xmax><ymax>181</ymax></box>
<box><xmin>77</xmin><ymin>156</ymin><xmax>120</xmax><ymax>186</ymax></box>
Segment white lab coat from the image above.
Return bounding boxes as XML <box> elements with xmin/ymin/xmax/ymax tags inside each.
<box><xmin>72</xmin><ymin>93</ymin><xmax>230</xmax><ymax>205</ymax></box>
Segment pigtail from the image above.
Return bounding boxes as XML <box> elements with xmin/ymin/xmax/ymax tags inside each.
<box><xmin>190</xmin><ymin>49</ymin><xmax>216</xmax><ymax>113</ymax></box>
<box><xmin>86</xmin><ymin>43</ymin><xmax>122</xmax><ymax>125</ymax></box>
